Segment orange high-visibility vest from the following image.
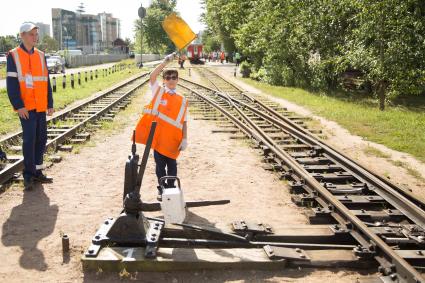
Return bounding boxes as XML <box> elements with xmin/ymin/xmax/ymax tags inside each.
<box><xmin>8</xmin><ymin>46</ymin><xmax>48</xmax><ymax>112</ymax></box>
<box><xmin>134</xmin><ymin>86</ymin><xmax>188</xmax><ymax>159</ymax></box>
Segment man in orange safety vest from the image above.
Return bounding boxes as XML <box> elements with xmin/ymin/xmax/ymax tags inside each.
<box><xmin>134</xmin><ymin>53</ymin><xmax>188</xmax><ymax>200</ymax></box>
<box><xmin>6</xmin><ymin>22</ymin><xmax>54</xmax><ymax>191</ymax></box>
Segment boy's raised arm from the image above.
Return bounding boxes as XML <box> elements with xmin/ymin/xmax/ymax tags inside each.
<box><xmin>150</xmin><ymin>53</ymin><xmax>176</xmax><ymax>85</ymax></box>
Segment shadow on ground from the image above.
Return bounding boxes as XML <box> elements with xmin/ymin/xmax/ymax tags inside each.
<box><xmin>1</xmin><ymin>184</ymin><xmax>58</xmax><ymax>270</ymax></box>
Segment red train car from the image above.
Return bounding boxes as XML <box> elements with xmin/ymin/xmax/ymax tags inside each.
<box><xmin>186</xmin><ymin>43</ymin><xmax>204</xmax><ymax>64</ymax></box>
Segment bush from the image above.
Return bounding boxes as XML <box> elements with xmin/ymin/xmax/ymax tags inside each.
<box><xmin>239</xmin><ymin>61</ymin><xmax>252</xmax><ymax>78</ymax></box>
<box><xmin>205</xmin><ymin>0</ymin><xmax>425</xmax><ymax>109</ymax></box>
<box><xmin>250</xmin><ymin>67</ymin><xmax>267</xmax><ymax>81</ymax></box>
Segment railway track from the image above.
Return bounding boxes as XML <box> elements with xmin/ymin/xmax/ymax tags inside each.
<box><xmin>195</xmin><ymin>67</ymin><xmax>425</xmax><ymax>208</ymax></box>
<box><xmin>178</xmin><ymin>68</ymin><xmax>425</xmax><ymax>283</ymax></box>
<box><xmin>0</xmin><ymin>73</ymin><xmax>149</xmax><ymax>187</ymax></box>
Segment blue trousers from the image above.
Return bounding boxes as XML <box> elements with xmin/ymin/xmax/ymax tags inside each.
<box><xmin>19</xmin><ymin>111</ymin><xmax>47</xmax><ymax>180</ymax></box>
<box><xmin>153</xmin><ymin>150</ymin><xmax>177</xmax><ymax>188</ymax></box>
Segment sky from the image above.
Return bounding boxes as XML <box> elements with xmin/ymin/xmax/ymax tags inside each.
<box><xmin>0</xmin><ymin>0</ymin><xmax>206</xmax><ymax>40</ymax></box>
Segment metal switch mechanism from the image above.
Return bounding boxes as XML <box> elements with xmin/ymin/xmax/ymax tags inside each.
<box><xmin>86</xmin><ymin>121</ymin><xmax>230</xmax><ymax>260</ymax></box>
<box><xmin>264</xmin><ymin>245</ymin><xmax>311</xmax><ymax>262</ymax></box>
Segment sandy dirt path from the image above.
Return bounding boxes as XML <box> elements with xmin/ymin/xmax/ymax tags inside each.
<box><xmin>0</xmin><ymin>71</ymin><xmax>375</xmax><ymax>282</ymax></box>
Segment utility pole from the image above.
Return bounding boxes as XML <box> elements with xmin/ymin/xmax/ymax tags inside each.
<box><xmin>138</xmin><ymin>3</ymin><xmax>146</xmax><ymax>68</ymax></box>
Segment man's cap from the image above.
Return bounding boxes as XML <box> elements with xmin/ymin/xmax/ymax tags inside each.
<box><xmin>20</xmin><ymin>22</ymin><xmax>39</xmax><ymax>33</ymax></box>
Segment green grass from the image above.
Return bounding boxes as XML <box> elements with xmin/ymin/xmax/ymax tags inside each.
<box><xmin>0</xmin><ymin>65</ymin><xmax>5</xmax><ymax>80</ymax></box>
<box><xmin>0</xmin><ymin>63</ymin><xmax>146</xmax><ymax>135</ymax></box>
<box><xmin>363</xmin><ymin>145</ymin><xmax>391</xmax><ymax>159</ymax></box>
<box><xmin>241</xmin><ymin>78</ymin><xmax>425</xmax><ymax>162</ymax></box>
<box><xmin>407</xmin><ymin>167</ymin><xmax>425</xmax><ymax>182</ymax></box>
<box><xmin>390</xmin><ymin>159</ymin><xmax>425</xmax><ymax>182</ymax></box>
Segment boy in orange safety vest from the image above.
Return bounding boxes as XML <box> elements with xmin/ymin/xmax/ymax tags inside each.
<box><xmin>134</xmin><ymin>53</ymin><xmax>188</xmax><ymax>200</ymax></box>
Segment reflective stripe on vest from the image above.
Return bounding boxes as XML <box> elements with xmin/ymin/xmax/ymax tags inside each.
<box><xmin>11</xmin><ymin>49</ymin><xmax>25</xmax><ymax>81</ymax></box>
<box><xmin>152</xmin><ymin>87</ymin><xmax>164</xmax><ymax>113</ymax></box>
<box><xmin>143</xmin><ymin>109</ymin><xmax>184</xmax><ymax>129</ymax></box>
<box><xmin>143</xmin><ymin>88</ymin><xmax>187</xmax><ymax>130</ymax></box>
<box><xmin>176</xmin><ymin>96</ymin><xmax>187</xmax><ymax>122</ymax></box>
<box><xmin>36</xmin><ymin>49</ymin><xmax>46</xmax><ymax>75</ymax></box>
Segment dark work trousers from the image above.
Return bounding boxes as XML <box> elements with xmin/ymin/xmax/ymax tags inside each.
<box><xmin>154</xmin><ymin>150</ymin><xmax>177</xmax><ymax>188</ymax></box>
<box><xmin>19</xmin><ymin>111</ymin><xmax>47</xmax><ymax>181</ymax></box>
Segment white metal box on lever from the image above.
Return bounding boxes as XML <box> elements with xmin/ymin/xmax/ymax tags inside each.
<box><xmin>160</xmin><ymin>187</ymin><xmax>187</xmax><ymax>224</ymax></box>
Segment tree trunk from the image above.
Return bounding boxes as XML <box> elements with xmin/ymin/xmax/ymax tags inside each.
<box><xmin>378</xmin><ymin>81</ymin><xmax>387</xmax><ymax>111</ymax></box>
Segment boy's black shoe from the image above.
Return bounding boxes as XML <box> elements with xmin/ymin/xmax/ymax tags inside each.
<box><xmin>156</xmin><ymin>186</ymin><xmax>162</xmax><ymax>201</ymax></box>
<box><xmin>34</xmin><ymin>172</ymin><xmax>53</xmax><ymax>183</ymax></box>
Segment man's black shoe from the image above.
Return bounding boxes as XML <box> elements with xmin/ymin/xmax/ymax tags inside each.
<box><xmin>34</xmin><ymin>173</ymin><xmax>53</xmax><ymax>183</ymax></box>
<box><xmin>24</xmin><ymin>178</ymin><xmax>34</xmax><ymax>191</ymax></box>
<box><xmin>0</xmin><ymin>148</ymin><xmax>6</xmax><ymax>161</ymax></box>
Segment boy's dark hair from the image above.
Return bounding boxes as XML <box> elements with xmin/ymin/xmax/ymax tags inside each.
<box><xmin>163</xmin><ymin>69</ymin><xmax>178</xmax><ymax>78</ymax></box>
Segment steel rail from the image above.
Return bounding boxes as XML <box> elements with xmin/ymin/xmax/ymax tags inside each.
<box><xmin>199</xmin><ymin>67</ymin><xmax>425</xmax><ymax>210</ymax></box>
<box><xmin>222</xmin><ymin>92</ymin><xmax>425</xmax><ymax>228</ymax></box>
<box><xmin>0</xmin><ymin>73</ymin><xmax>149</xmax><ymax>185</ymax></box>
<box><xmin>0</xmin><ymin>73</ymin><xmax>148</xmax><ymax>145</ymax></box>
<box><xmin>178</xmin><ymin>78</ymin><xmax>424</xmax><ymax>283</ymax></box>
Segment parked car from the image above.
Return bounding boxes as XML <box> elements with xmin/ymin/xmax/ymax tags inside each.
<box><xmin>50</xmin><ymin>55</ymin><xmax>66</xmax><ymax>70</ymax></box>
<box><xmin>0</xmin><ymin>53</ymin><xmax>7</xmax><ymax>65</ymax></box>
<box><xmin>47</xmin><ymin>57</ymin><xmax>65</xmax><ymax>74</ymax></box>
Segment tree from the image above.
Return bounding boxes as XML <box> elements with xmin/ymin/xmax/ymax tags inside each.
<box><xmin>0</xmin><ymin>35</ymin><xmax>19</xmax><ymax>52</ymax></box>
<box><xmin>201</xmin><ymin>30</ymin><xmax>220</xmax><ymax>53</ymax></box>
<box><xmin>201</xmin><ymin>0</ymin><xmax>252</xmax><ymax>53</ymax></box>
<box><xmin>203</xmin><ymin>0</ymin><xmax>425</xmax><ymax>109</ymax></box>
<box><xmin>38</xmin><ymin>35</ymin><xmax>59</xmax><ymax>53</ymax></box>
<box><xmin>124</xmin><ymin>38</ymin><xmax>134</xmax><ymax>51</ymax></box>
<box><xmin>347</xmin><ymin>0</ymin><xmax>425</xmax><ymax>110</ymax></box>
<box><xmin>134</xmin><ymin>0</ymin><xmax>177</xmax><ymax>54</ymax></box>
<box><xmin>133</xmin><ymin>19</ymin><xmax>148</xmax><ymax>53</ymax></box>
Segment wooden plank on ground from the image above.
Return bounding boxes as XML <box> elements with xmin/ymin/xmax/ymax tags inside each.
<box><xmin>82</xmin><ymin>246</ymin><xmax>374</xmax><ymax>272</ymax></box>
<box><xmin>82</xmin><ymin>247</ymin><xmax>287</xmax><ymax>272</ymax></box>
<box><xmin>300</xmin><ymin>250</ymin><xmax>374</xmax><ymax>269</ymax></box>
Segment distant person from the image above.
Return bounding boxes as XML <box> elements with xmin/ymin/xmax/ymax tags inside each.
<box><xmin>220</xmin><ymin>51</ymin><xmax>225</xmax><ymax>64</ymax></box>
<box><xmin>6</xmin><ymin>22</ymin><xmax>54</xmax><ymax>190</ymax></box>
<box><xmin>235</xmin><ymin>51</ymin><xmax>241</xmax><ymax>66</ymax></box>
<box><xmin>134</xmin><ymin>53</ymin><xmax>188</xmax><ymax>201</ymax></box>
<box><xmin>178</xmin><ymin>54</ymin><xmax>186</xmax><ymax>69</ymax></box>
